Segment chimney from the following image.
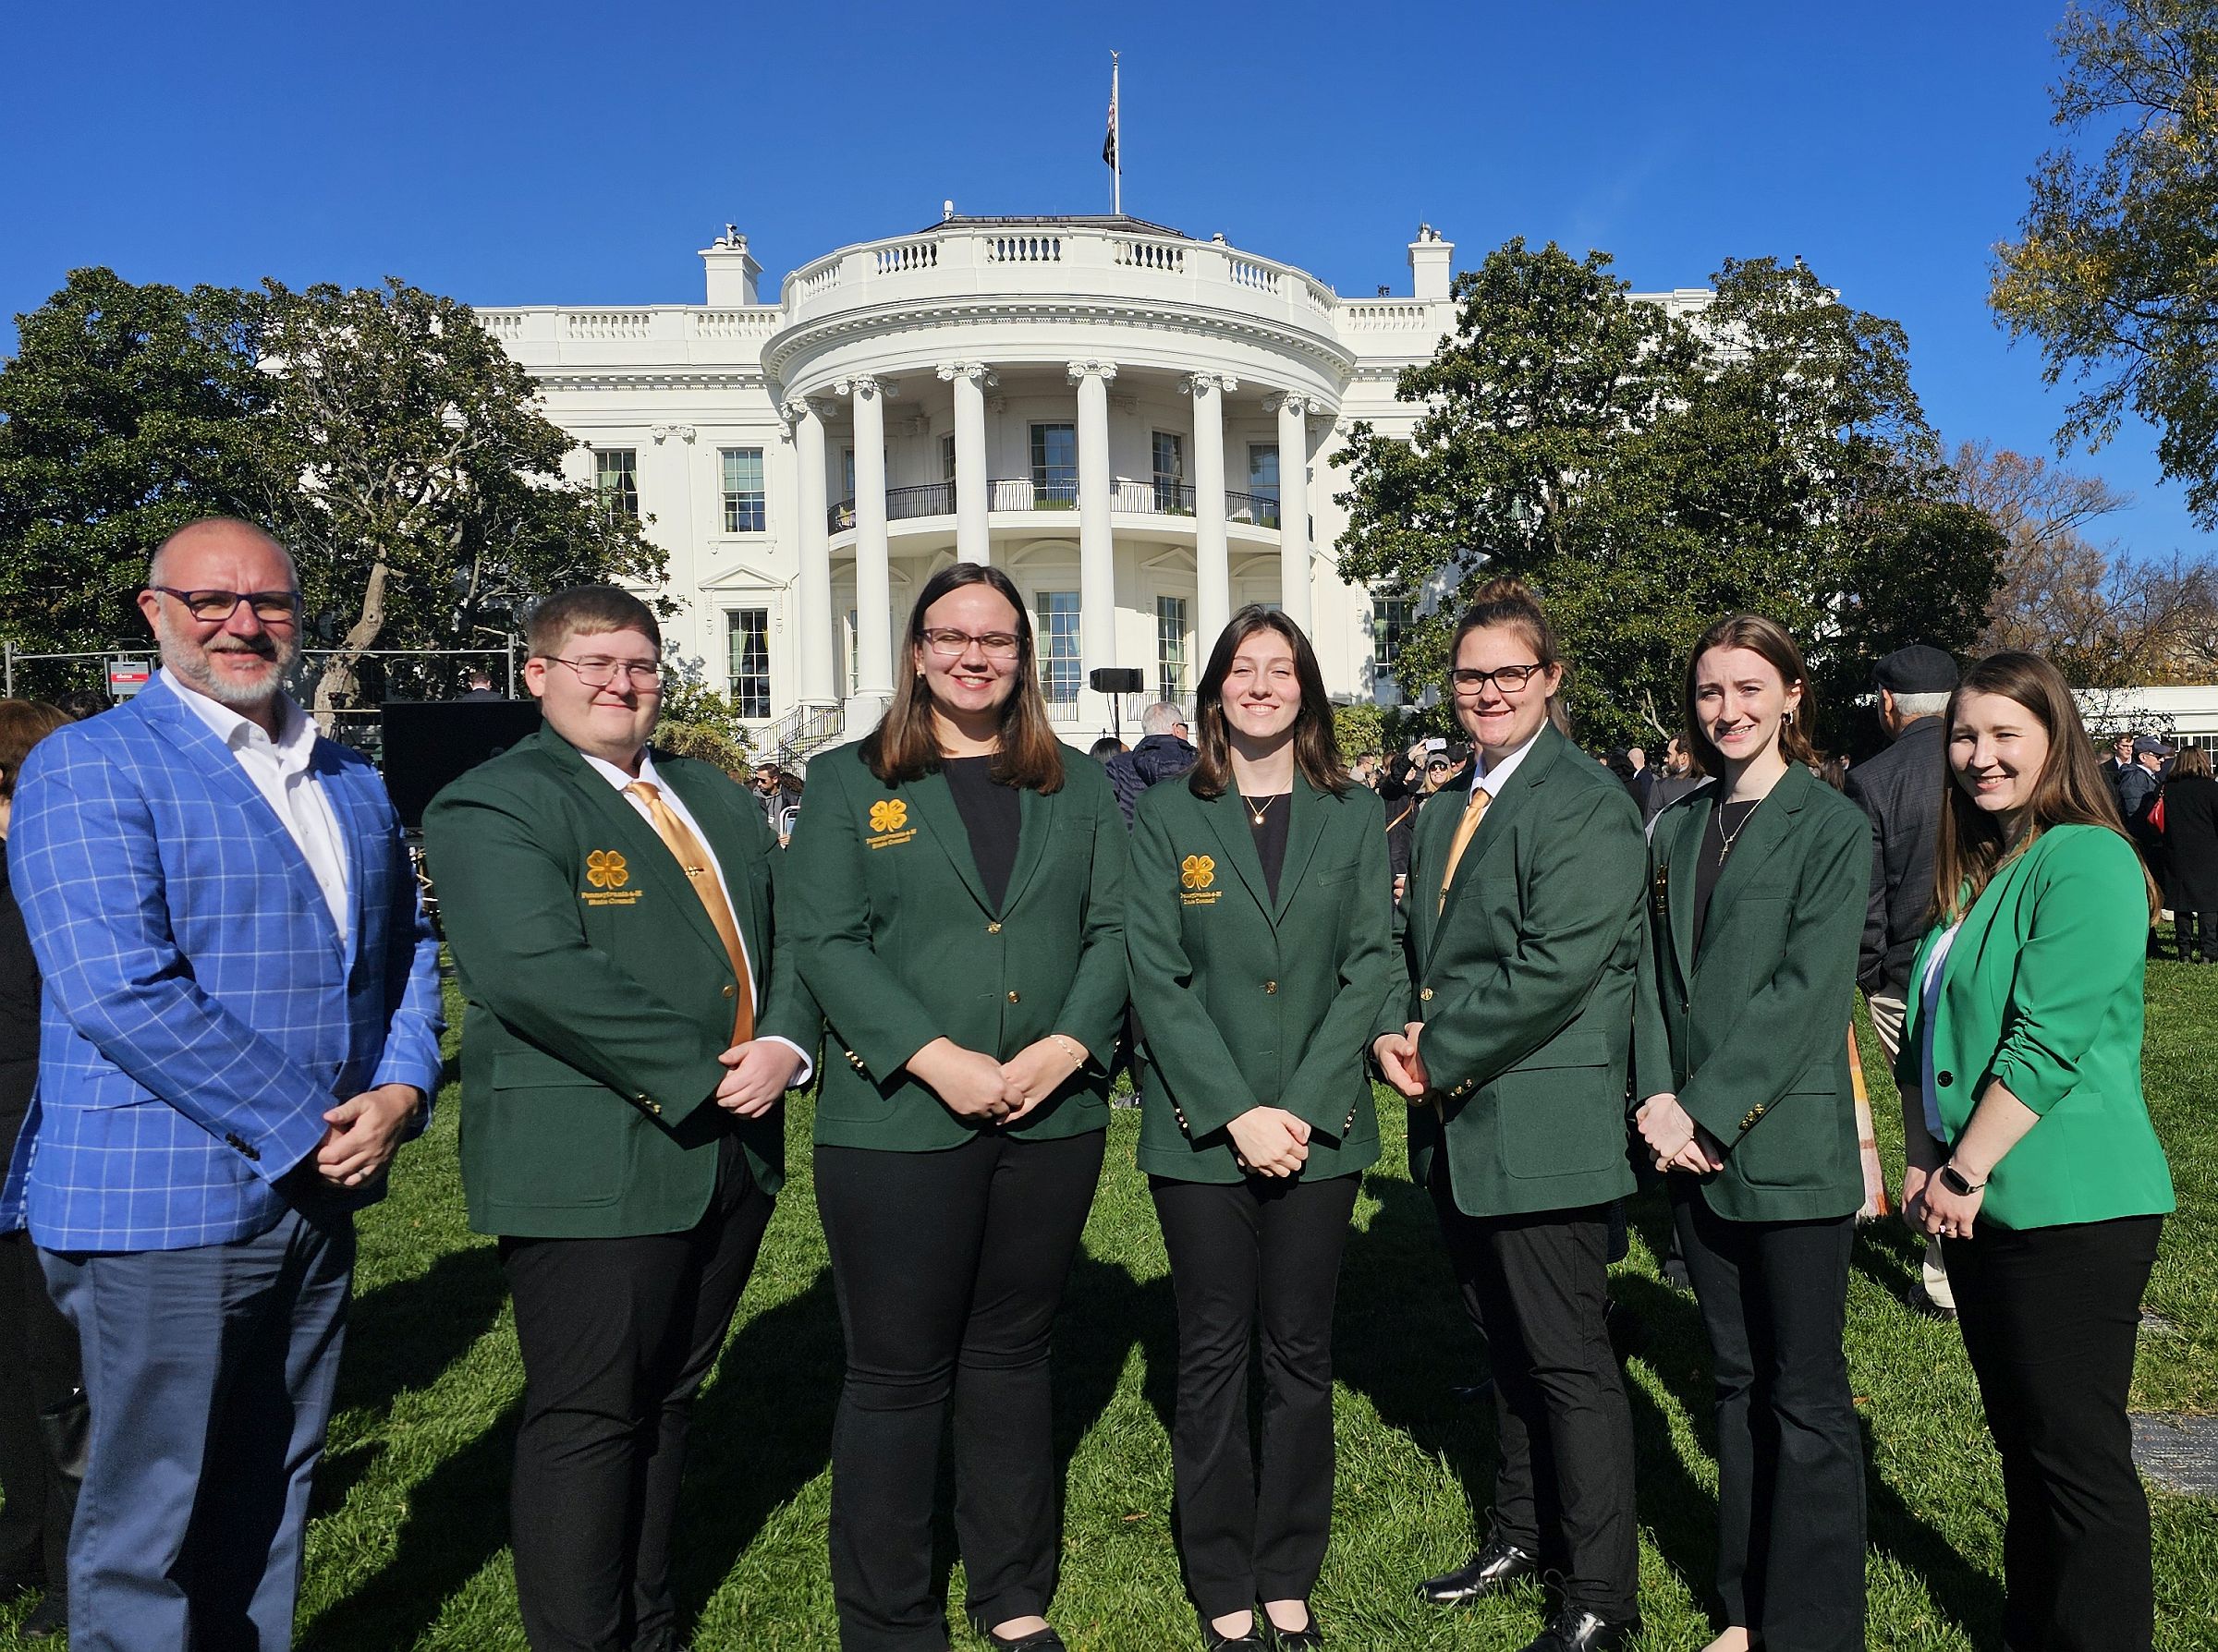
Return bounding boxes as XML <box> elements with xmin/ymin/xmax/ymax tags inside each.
<box><xmin>701</xmin><ymin>227</ymin><xmax>762</xmax><ymax>306</ymax></box>
<box><xmin>1407</xmin><ymin>223</ymin><xmax>1453</xmax><ymax>301</ymax></box>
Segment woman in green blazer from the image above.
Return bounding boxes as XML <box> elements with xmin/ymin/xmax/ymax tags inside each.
<box><xmin>1632</xmin><ymin>613</ymin><xmax>1872</xmax><ymax>1652</ymax></box>
<box><xmin>1897</xmin><ymin>650</ymin><xmax>2173</xmax><ymax>1652</ymax></box>
<box><xmin>1127</xmin><ymin>607</ymin><xmax>1394</xmax><ymax>1652</ymax></box>
<box><xmin>782</xmin><ymin>563</ymin><xmax>1127</xmax><ymax>1652</ymax></box>
<box><xmin>1371</xmin><ymin>578</ymin><xmax>1647</xmax><ymax>1652</ymax></box>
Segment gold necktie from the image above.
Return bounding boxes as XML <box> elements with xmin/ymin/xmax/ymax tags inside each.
<box><xmin>1437</xmin><ymin>786</ymin><xmax>1491</xmax><ymax>915</ymax></box>
<box><xmin>628</xmin><ymin>781</ymin><xmax>755</xmax><ymax>1044</ymax></box>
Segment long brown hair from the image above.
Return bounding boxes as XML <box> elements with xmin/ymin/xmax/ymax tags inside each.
<box><xmin>1682</xmin><ymin>613</ymin><xmax>1820</xmax><ymax>777</ymax></box>
<box><xmin>0</xmin><ymin>700</ymin><xmax>72</xmax><ymax>803</ymax></box>
<box><xmin>863</xmin><ymin>562</ymin><xmax>1066</xmax><ymax>793</ymax></box>
<box><xmin>1448</xmin><ymin>576</ymin><xmax>1571</xmax><ymax>735</ymax></box>
<box><xmin>1932</xmin><ymin>650</ymin><xmax>2159</xmax><ymax>922</ymax></box>
<box><xmin>1188</xmin><ymin>605</ymin><xmax>1347</xmax><ymax>799</ymax></box>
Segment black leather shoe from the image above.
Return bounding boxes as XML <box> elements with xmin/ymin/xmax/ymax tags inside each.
<box><xmin>1196</xmin><ymin>1608</ymin><xmax>1265</xmax><ymax>1649</ymax></box>
<box><xmin>1416</xmin><ymin>1536</ymin><xmax>1541</xmax><ymax>1605</ymax></box>
<box><xmin>968</xmin><ymin>1614</ymin><xmax>1066</xmax><ymax>1651</ymax></box>
<box><xmin>1259</xmin><ymin>1605</ymin><xmax>1322</xmax><ymax>1649</ymax></box>
<box><xmin>1515</xmin><ymin>1605</ymin><xmax>1639</xmax><ymax>1652</ymax></box>
<box><xmin>19</xmin><ymin>1591</ymin><xmax>67</xmax><ymax>1641</ymax></box>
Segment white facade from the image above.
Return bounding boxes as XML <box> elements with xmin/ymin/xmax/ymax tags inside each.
<box><xmin>478</xmin><ymin>216</ymin><xmax>1713</xmax><ymax>755</ymax></box>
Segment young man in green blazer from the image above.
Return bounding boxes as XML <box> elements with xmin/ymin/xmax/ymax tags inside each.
<box><xmin>1373</xmin><ymin>582</ymin><xmax>1645</xmax><ymax>1652</ymax></box>
<box><xmin>423</xmin><ymin>586</ymin><xmax>819</xmax><ymax>1652</ymax></box>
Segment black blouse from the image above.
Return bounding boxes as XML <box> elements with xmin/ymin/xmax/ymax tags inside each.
<box><xmin>1693</xmin><ymin>797</ymin><xmax>1761</xmax><ymax>954</ymax></box>
<box><xmin>940</xmin><ymin>755</ymin><xmax>1022</xmax><ymax>913</ymax></box>
<box><xmin>1244</xmin><ymin>793</ymin><xmax>1292</xmax><ymax>905</ymax></box>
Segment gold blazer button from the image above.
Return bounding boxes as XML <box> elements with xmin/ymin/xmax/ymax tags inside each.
<box><xmin>986</xmin><ymin>921</ymin><xmax>1003</xmax><ymax>933</ymax></box>
<box><xmin>722</xmin><ymin>984</ymin><xmax>737</xmax><ymax>1000</ymax></box>
<box><xmin>1420</xmin><ymin>987</ymin><xmax>1434</xmax><ymax>1001</ymax></box>
<box><xmin>1263</xmin><ymin>980</ymin><xmax>1277</xmax><ymax>994</ymax></box>
<box><xmin>1007</xmin><ymin>990</ymin><xmax>1020</xmax><ymax>1003</ymax></box>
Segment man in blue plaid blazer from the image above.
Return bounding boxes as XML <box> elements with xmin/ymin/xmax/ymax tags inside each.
<box><xmin>2</xmin><ymin>519</ymin><xmax>444</xmax><ymax>1651</ymax></box>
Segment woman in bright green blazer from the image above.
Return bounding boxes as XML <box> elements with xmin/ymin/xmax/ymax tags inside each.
<box><xmin>1897</xmin><ymin>651</ymin><xmax>2173</xmax><ymax>1652</ymax></box>
<box><xmin>782</xmin><ymin>563</ymin><xmax>1126</xmax><ymax>1652</ymax></box>
<box><xmin>1371</xmin><ymin>579</ymin><xmax>1646</xmax><ymax>1652</ymax></box>
<box><xmin>1127</xmin><ymin>607</ymin><xmax>1394</xmax><ymax>1652</ymax></box>
<box><xmin>1631</xmin><ymin>615</ymin><xmax>1871</xmax><ymax>1652</ymax></box>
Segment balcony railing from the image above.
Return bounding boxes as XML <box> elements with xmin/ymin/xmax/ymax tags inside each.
<box><xmin>827</xmin><ymin>480</ymin><xmax>1279</xmax><ymax>532</ymax></box>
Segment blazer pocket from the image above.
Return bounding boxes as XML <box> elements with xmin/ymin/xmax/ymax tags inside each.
<box><xmin>1310</xmin><ymin>859</ymin><xmax>1359</xmax><ymax>886</ymax></box>
<box><xmin>1730</xmin><ymin>1090</ymin><xmax>1851</xmax><ymax>1189</ymax></box>
<box><xmin>482</xmin><ymin>1060</ymin><xmax>633</xmax><ymax>1208</ymax></box>
<box><xmin>1493</xmin><ymin>1053</ymin><xmax>1625</xmax><ymax>1177</ymax></box>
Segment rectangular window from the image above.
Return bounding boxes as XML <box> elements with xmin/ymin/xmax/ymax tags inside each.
<box><xmin>941</xmin><ymin>432</ymin><xmax>957</xmax><ymax>480</ymax></box>
<box><xmin>1155</xmin><ymin>595</ymin><xmax>1188</xmax><ymax>704</ymax></box>
<box><xmin>1030</xmin><ymin>423</ymin><xmax>1077</xmax><ymax>507</ymax></box>
<box><xmin>1152</xmin><ymin>431</ymin><xmax>1186</xmax><ymax>511</ymax></box>
<box><xmin>1372</xmin><ymin>594</ymin><xmax>1410</xmax><ymax>685</ymax></box>
<box><xmin>842</xmin><ymin>447</ymin><xmax>856</xmax><ymax>504</ymax></box>
<box><xmin>725</xmin><ymin>608</ymin><xmax>771</xmax><ymax>719</ymax></box>
<box><xmin>720</xmin><ymin>448</ymin><xmax>766</xmax><ymax>534</ymax></box>
<box><xmin>845</xmin><ymin>608</ymin><xmax>859</xmax><ymax>693</ymax></box>
<box><xmin>1036</xmin><ymin>590</ymin><xmax>1081</xmax><ymax>707</ymax></box>
<box><xmin>595</xmin><ymin>449</ymin><xmax>639</xmax><ymax>522</ymax></box>
<box><xmin>1249</xmin><ymin>443</ymin><xmax>1280</xmax><ymax>497</ymax></box>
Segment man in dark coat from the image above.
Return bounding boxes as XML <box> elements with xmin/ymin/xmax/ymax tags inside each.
<box><xmin>1104</xmin><ymin>701</ymin><xmax>1195</xmax><ymax>825</ymax></box>
<box><xmin>2159</xmin><ymin>748</ymin><xmax>2218</xmax><ymax>962</ymax></box>
<box><xmin>1844</xmin><ymin>643</ymin><xmax>1956</xmax><ymax>1317</ymax></box>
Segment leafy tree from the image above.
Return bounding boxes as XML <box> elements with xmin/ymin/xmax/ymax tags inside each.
<box><xmin>1334</xmin><ymin>243</ymin><xmax>2002</xmax><ymax>752</ymax></box>
<box><xmin>0</xmin><ymin>269</ymin><xmax>283</xmax><ymax>691</ymax></box>
<box><xmin>655</xmin><ymin>669</ymin><xmax>754</xmax><ymax>772</ymax></box>
<box><xmin>1331</xmin><ymin>700</ymin><xmax>1386</xmax><ymax>761</ymax></box>
<box><xmin>1991</xmin><ymin>0</ymin><xmax>2218</xmax><ymax>528</ymax></box>
<box><xmin>257</xmin><ymin>278</ymin><xmax>667</xmax><ymax>714</ymax></box>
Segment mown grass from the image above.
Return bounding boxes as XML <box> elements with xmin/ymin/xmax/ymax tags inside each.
<box><xmin>4</xmin><ymin>959</ymin><xmax>2214</xmax><ymax>1649</ymax></box>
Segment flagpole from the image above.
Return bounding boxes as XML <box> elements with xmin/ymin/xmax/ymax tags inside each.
<box><xmin>1111</xmin><ymin>51</ymin><xmax>1121</xmax><ymax>216</ymax></box>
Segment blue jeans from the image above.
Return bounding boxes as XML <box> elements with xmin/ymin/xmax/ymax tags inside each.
<box><xmin>41</xmin><ymin>1202</ymin><xmax>355</xmax><ymax>1652</ymax></box>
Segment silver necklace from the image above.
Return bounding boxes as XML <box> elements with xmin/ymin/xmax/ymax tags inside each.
<box><xmin>1715</xmin><ymin>796</ymin><xmax>1762</xmax><ymax>867</ymax></box>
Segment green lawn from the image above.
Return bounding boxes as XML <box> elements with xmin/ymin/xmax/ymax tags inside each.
<box><xmin>6</xmin><ymin>960</ymin><xmax>2216</xmax><ymax>1649</ymax></box>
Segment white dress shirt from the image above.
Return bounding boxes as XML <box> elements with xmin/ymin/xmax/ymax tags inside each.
<box><xmin>1469</xmin><ymin>724</ymin><xmax>1545</xmax><ymax>803</ymax></box>
<box><xmin>164</xmin><ymin>668</ymin><xmax>351</xmax><ymax>944</ymax></box>
<box><xmin>580</xmin><ymin>748</ymin><xmax>811</xmax><ymax>1084</ymax></box>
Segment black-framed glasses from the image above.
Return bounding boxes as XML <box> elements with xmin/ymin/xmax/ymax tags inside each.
<box><xmin>1447</xmin><ymin>662</ymin><xmax>1546</xmax><ymax>696</ymax></box>
<box><xmin>543</xmin><ymin>655</ymin><xmax>664</xmax><ymax>691</ymax></box>
<box><xmin>920</xmin><ymin>628</ymin><xmax>1021</xmax><ymax>661</ymax></box>
<box><xmin>150</xmin><ymin>586</ymin><xmax>301</xmax><ymax>623</ymax></box>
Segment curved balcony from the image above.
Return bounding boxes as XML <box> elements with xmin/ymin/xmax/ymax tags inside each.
<box><xmin>827</xmin><ymin>480</ymin><xmax>1281</xmax><ymax>535</ymax></box>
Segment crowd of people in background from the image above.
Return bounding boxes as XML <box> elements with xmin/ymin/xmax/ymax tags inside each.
<box><xmin>0</xmin><ymin>516</ymin><xmax>2190</xmax><ymax>1652</ymax></box>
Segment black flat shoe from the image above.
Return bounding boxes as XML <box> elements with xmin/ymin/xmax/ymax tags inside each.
<box><xmin>1259</xmin><ymin>1606</ymin><xmax>1322</xmax><ymax>1650</ymax></box>
<box><xmin>1416</xmin><ymin>1535</ymin><xmax>1541</xmax><ymax>1605</ymax></box>
<box><xmin>19</xmin><ymin>1592</ymin><xmax>67</xmax><ymax>1641</ymax></box>
<box><xmin>967</xmin><ymin>1614</ymin><xmax>1066</xmax><ymax>1651</ymax></box>
<box><xmin>1515</xmin><ymin>1606</ymin><xmax>1639</xmax><ymax>1652</ymax></box>
<box><xmin>1197</xmin><ymin>1608</ymin><xmax>1265</xmax><ymax>1649</ymax></box>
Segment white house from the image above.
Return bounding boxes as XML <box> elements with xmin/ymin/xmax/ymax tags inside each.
<box><xmin>477</xmin><ymin>215</ymin><xmax>1715</xmax><ymax>757</ymax></box>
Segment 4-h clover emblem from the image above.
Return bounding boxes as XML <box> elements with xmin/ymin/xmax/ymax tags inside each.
<box><xmin>586</xmin><ymin>849</ymin><xmax>629</xmax><ymax>890</ymax></box>
<box><xmin>869</xmin><ymin>798</ymin><xmax>908</xmax><ymax>834</ymax></box>
<box><xmin>1180</xmin><ymin>854</ymin><xmax>1216</xmax><ymax>891</ymax></box>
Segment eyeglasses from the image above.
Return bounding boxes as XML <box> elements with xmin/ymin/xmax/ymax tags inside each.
<box><xmin>1448</xmin><ymin>662</ymin><xmax>1546</xmax><ymax>695</ymax></box>
<box><xmin>543</xmin><ymin>655</ymin><xmax>664</xmax><ymax>691</ymax></box>
<box><xmin>920</xmin><ymin>628</ymin><xmax>1021</xmax><ymax>661</ymax></box>
<box><xmin>151</xmin><ymin>586</ymin><xmax>301</xmax><ymax>624</ymax></box>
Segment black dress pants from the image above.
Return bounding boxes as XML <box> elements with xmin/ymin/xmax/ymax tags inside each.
<box><xmin>0</xmin><ymin>1228</ymin><xmax>79</xmax><ymax>1589</ymax></box>
<box><xmin>1151</xmin><ymin>1172</ymin><xmax>1359</xmax><ymax>1618</ymax></box>
<box><xmin>816</xmin><ymin>1129</ymin><xmax>1104</xmax><ymax>1652</ymax></box>
<box><xmin>1429</xmin><ymin>1167</ymin><xmax>1638</xmax><ymax>1622</ymax></box>
<box><xmin>1943</xmin><ymin>1215</ymin><xmax>2163</xmax><ymax>1652</ymax></box>
<box><xmin>500</xmin><ymin>1135</ymin><xmax>775</xmax><ymax>1652</ymax></box>
<box><xmin>1673</xmin><ymin>1191</ymin><xmax>1865</xmax><ymax>1651</ymax></box>
<box><xmin>2175</xmin><ymin>910</ymin><xmax>2218</xmax><ymax>962</ymax></box>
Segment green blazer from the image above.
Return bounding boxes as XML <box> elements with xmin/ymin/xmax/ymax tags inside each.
<box><xmin>1631</xmin><ymin>764</ymin><xmax>1871</xmax><ymax>1222</ymax></box>
<box><xmin>1375</xmin><ymin>723</ymin><xmax>1645</xmax><ymax>1218</ymax></box>
<box><xmin>423</xmin><ymin>729</ymin><xmax>821</xmax><ymax>1240</ymax></box>
<box><xmin>781</xmin><ymin>739</ymin><xmax>1127</xmax><ymax>1150</ymax></box>
<box><xmin>1895</xmin><ymin>824</ymin><xmax>2175</xmax><ymax>1231</ymax></box>
<box><xmin>1127</xmin><ymin>776</ymin><xmax>1395</xmax><ymax>1184</ymax></box>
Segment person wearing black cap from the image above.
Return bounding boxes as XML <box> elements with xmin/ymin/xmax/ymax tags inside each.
<box><xmin>1844</xmin><ymin>643</ymin><xmax>1958</xmax><ymax>1319</ymax></box>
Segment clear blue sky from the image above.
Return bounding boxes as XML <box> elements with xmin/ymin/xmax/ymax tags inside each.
<box><xmin>6</xmin><ymin>0</ymin><xmax>2207</xmax><ymax>558</ymax></box>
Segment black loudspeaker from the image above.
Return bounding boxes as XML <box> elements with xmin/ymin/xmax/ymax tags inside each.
<box><xmin>379</xmin><ymin>699</ymin><xmax>544</xmax><ymax>829</ymax></box>
<box><xmin>1090</xmin><ymin>667</ymin><xmax>1145</xmax><ymax>694</ymax></box>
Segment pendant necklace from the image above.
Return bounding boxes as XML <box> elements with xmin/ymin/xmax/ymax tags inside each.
<box><xmin>1241</xmin><ymin>793</ymin><xmax>1279</xmax><ymax>828</ymax></box>
<box><xmin>1715</xmin><ymin>796</ymin><xmax>1761</xmax><ymax>868</ymax></box>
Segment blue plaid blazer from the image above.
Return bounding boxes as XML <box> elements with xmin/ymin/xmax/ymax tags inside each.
<box><xmin>1</xmin><ymin>676</ymin><xmax>445</xmax><ymax>1251</ymax></box>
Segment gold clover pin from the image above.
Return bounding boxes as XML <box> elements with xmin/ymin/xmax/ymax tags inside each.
<box><xmin>586</xmin><ymin>849</ymin><xmax>629</xmax><ymax>890</ymax></box>
<box><xmin>1180</xmin><ymin>854</ymin><xmax>1215</xmax><ymax>890</ymax></box>
<box><xmin>869</xmin><ymin>799</ymin><xmax>908</xmax><ymax>833</ymax></box>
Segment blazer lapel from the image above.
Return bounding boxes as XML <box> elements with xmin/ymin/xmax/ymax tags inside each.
<box><xmin>1667</xmin><ymin>787</ymin><xmax>1710</xmax><ymax>985</ymax></box>
<box><xmin>137</xmin><ymin>683</ymin><xmax>342</xmax><ymax>958</ymax></box>
<box><xmin>542</xmin><ymin>736</ymin><xmax>729</xmax><ymax>966</ymax></box>
<box><xmin>314</xmin><ymin>748</ymin><xmax>379</xmax><ymax>972</ymax></box>
<box><xmin>999</xmin><ymin>783</ymin><xmax>1054</xmax><ymax>915</ymax></box>
<box><xmin>903</xmin><ymin>771</ymin><xmax>994</xmax><ymax>915</ymax></box>
<box><xmin>1430</xmin><ymin>724</ymin><xmax>1560</xmax><ymax>960</ymax></box>
<box><xmin>1272</xmin><ymin>782</ymin><xmax>1331</xmax><ymax>924</ymax></box>
<box><xmin>1201</xmin><ymin>788</ymin><xmax>1274</xmax><ymax>916</ymax></box>
<box><xmin>1693</xmin><ymin>762</ymin><xmax>1811</xmax><ymax>967</ymax></box>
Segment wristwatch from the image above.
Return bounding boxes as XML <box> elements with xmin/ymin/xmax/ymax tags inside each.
<box><xmin>1937</xmin><ymin>1162</ymin><xmax>1984</xmax><ymax>1197</ymax></box>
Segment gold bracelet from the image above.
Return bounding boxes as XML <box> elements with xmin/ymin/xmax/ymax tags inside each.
<box><xmin>1052</xmin><ymin>1033</ymin><xmax>1087</xmax><ymax>1069</ymax></box>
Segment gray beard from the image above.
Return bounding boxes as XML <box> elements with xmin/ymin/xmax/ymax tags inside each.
<box><xmin>155</xmin><ymin>617</ymin><xmax>293</xmax><ymax>712</ymax></box>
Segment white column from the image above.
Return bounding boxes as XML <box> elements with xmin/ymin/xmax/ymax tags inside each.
<box><xmin>939</xmin><ymin>361</ymin><xmax>996</xmax><ymax>565</ymax></box>
<box><xmin>842</xmin><ymin>375</ymin><xmax>894</xmax><ymax>715</ymax></box>
<box><xmin>782</xmin><ymin>399</ymin><xmax>836</xmax><ymax>706</ymax></box>
<box><xmin>1266</xmin><ymin>393</ymin><xmax>1314</xmax><ymax>635</ymax></box>
<box><xmin>1185</xmin><ymin>371</ymin><xmax>1236</xmax><ymax>653</ymax></box>
<box><xmin>1070</xmin><ymin>359</ymin><xmax>1118</xmax><ymax>731</ymax></box>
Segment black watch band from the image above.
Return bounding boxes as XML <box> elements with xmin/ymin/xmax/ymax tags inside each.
<box><xmin>1938</xmin><ymin>1163</ymin><xmax>1980</xmax><ymax>1197</ymax></box>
